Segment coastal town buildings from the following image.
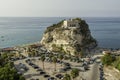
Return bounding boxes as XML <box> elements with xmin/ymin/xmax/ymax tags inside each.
<box><xmin>0</xmin><ymin>47</ymin><xmax>16</xmax><ymax>54</ymax></box>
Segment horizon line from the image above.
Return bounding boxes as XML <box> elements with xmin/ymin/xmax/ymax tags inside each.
<box><xmin>0</xmin><ymin>16</ymin><xmax>120</xmax><ymax>18</ymax></box>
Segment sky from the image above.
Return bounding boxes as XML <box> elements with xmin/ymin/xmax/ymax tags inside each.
<box><xmin>0</xmin><ymin>0</ymin><xmax>120</xmax><ymax>17</ymax></box>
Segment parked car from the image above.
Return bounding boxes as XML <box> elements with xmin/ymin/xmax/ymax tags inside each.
<box><xmin>19</xmin><ymin>63</ymin><xmax>29</xmax><ymax>71</ymax></box>
<box><xmin>17</xmin><ymin>72</ymin><xmax>22</xmax><ymax>75</ymax></box>
<box><xmin>55</xmin><ymin>74</ymin><xmax>64</xmax><ymax>79</ymax></box>
<box><xmin>40</xmin><ymin>71</ymin><xmax>46</xmax><ymax>75</ymax></box>
<box><xmin>48</xmin><ymin>77</ymin><xmax>55</xmax><ymax>80</ymax></box>
<box><xmin>33</xmin><ymin>65</ymin><xmax>39</xmax><ymax>69</ymax></box>
<box><xmin>36</xmin><ymin>68</ymin><xmax>43</xmax><ymax>72</ymax></box>
<box><xmin>84</xmin><ymin>65</ymin><xmax>89</xmax><ymax>70</ymax></box>
<box><xmin>64</xmin><ymin>66</ymin><xmax>71</xmax><ymax>70</ymax></box>
<box><xmin>63</xmin><ymin>62</ymin><xmax>70</xmax><ymax>66</ymax></box>
<box><xmin>58</xmin><ymin>68</ymin><xmax>66</xmax><ymax>73</ymax></box>
<box><xmin>44</xmin><ymin>74</ymin><xmax>50</xmax><ymax>78</ymax></box>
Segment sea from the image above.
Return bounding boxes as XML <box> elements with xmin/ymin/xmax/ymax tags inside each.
<box><xmin>0</xmin><ymin>17</ymin><xmax>120</xmax><ymax>49</ymax></box>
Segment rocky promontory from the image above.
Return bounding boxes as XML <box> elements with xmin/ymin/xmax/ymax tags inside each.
<box><xmin>40</xmin><ymin>18</ymin><xmax>97</xmax><ymax>55</ymax></box>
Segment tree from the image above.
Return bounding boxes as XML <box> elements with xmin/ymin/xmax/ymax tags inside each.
<box><xmin>79</xmin><ymin>47</ymin><xmax>85</xmax><ymax>58</ymax></box>
<box><xmin>0</xmin><ymin>62</ymin><xmax>25</xmax><ymax>80</ymax></box>
<box><xmin>71</xmin><ymin>68</ymin><xmax>79</xmax><ymax>80</ymax></box>
<box><xmin>58</xmin><ymin>54</ymin><xmax>63</xmax><ymax>66</ymax></box>
<box><xmin>40</xmin><ymin>55</ymin><xmax>45</xmax><ymax>70</ymax></box>
<box><xmin>74</xmin><ymin>51</ymin><xmax>79</xmax><ymax>58</ymax></box>
<box><xmin>49</xmin><ymin>53</ymin><xmax>53</xmax><ymax>60</ymax></box>
<box><xmin>63</xmin><ymin>74</ymin><xmax>71</xmax><ymax>80</ymax></box>
<box><xmin>0</xmin><ymin>54</ymin><xmax>25</xmax><ymax>80</ymax></box>
<box><xmin>32</xmin><ymin>51</ymin><xmax>36</xmax><ymax>57</ymax></box>
<box><xmin>0</xmin><ymin>57</ymin><xmax>5</xmax><ymax>66</ymax></box>
<box><xmin>0</xmin><ymin>53</ymin><xmax>10</xmax><ymax>66</ymax></box>
<box><xmin>52</xmin><ymin>57</ymin><xmax>57</xmax><ymax>71</ymax></box>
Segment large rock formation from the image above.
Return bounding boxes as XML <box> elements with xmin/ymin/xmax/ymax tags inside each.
<box><xmin>40</xmin><ymin>18</ymin><xmax>97</xmax><ymax>55</ymax></box>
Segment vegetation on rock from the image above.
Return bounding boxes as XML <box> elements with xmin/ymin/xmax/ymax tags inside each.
<box><xmin>45</xmin><ymin>20</ymin><xmax>64</xmax><ymax>33</ymax></box>
<box><xmin>101</xmin><ymin>53</ymin><xmax>120</xmax><ymax>71</ymax></box>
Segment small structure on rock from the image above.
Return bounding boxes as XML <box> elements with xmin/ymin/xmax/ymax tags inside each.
<box><xmin>62</xmin><ymin>19</ymin><xmax>80</xmax><ymax>28</ymax></box>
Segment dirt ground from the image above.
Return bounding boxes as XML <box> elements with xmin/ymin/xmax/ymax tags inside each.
<box><xmin>104</xmin><ymin>66</ymin><xmax>120</xmax><ymax>80</ymax></box>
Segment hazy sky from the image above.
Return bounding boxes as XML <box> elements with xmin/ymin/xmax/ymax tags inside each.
<box><xmin>0</xmin><ymin>0</ymin><xmax>120</xmax><ymax>17</ymax></box>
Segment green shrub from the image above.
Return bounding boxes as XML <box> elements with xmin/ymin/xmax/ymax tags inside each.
<box><xmin>45</xmin><ymin>20</ymin><xmax>63</xmax><ymax>33</ymax></box>
<box><xmin>0</xmin><ymin>53</ymin><xmax>25</xmax><ymax>80</ymax></box>
<box><xmin>101</xmin><ymin>54</ymin><xmax>116</xmax><ymax>66</ymax></box>
<box><xmin>71</xmin><ymin>68</ymin><xmax>79</xmax><ymax>80</ymax></box>
<box><xmin>46</xmin><ymin>36</ymin><xmax>53</xmax><ymax>43</ymax></box>
<box><xmin>0</xmin><ymin>62</ymin><xmax>25</xmax><ymax>80</ymax></box>
<box><xmin>113</xmin><ymin>57</ymin><xmax>120</xmax><ymax>71</ymax></box>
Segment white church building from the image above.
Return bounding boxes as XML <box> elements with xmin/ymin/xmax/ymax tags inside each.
<box><xmin>62</xmin><ymin>19</ymin><xmax>80</xmax><ymax>28</ymax></box>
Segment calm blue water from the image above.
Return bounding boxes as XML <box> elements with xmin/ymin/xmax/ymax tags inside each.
<box><xmin>0</xmin><ymin>17</ymin><xmax>120</xmax><ymax>48</ymax></box>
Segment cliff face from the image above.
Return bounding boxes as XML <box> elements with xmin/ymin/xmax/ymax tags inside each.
<box><xmin>40</xmin><ymin>18</ymin><xmax>97</xmax><ymax>55</ymax></box>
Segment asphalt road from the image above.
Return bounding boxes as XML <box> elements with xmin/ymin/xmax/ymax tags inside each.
<box><xmin>79</xmin><ymin>63</ymin><xmax>100</xmax><ymax>80</ymax></box>
<box><xmin>90</xmin><ymin>63</ymin><xmax>100</xmax><ymax>80</ymax></box>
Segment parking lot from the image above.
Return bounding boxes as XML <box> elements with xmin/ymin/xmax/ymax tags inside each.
<box><xmin>14</xmin><ymin>55</ymin><xmax>103</xmax><ymax>80</ymax></box>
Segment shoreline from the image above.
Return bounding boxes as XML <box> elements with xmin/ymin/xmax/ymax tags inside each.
<box><xmin>0</xmin><ymin>41</ymin><xmax>41</xmax><ymax>49</ymax></box>
<box><xmin>0</xmin><ymin>41</ymin><xmax>120</xmax><ymax>56</ymax></box>
<box><xmin>0</xmin><ymin>41</ymin><xmax>120</xmax><ymax>51</ymax></box>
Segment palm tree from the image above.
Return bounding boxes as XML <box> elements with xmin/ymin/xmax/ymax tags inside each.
<box><xmin>40</xmin><ymin>55</ymin><xmax>45</xmax><ymax>70</ymax></box>
<box><xmin>74</xmin><ymin>51</ymin><xmax>79</xmax><ymax>58</ymax></box>
<box><xmin>34</xmin><ymin>49</ymin><xmax>39</xmax><ymax>56</ymax></box>
<box><xmin>32</xmin><ymin>51</ymin><xmax>36</xmax><ymax>57</ymax></box>
<box><xmin>71</xmin><ymin>68</ymin><xmax>79</xmax><ymax>80</ymax></box>
<box><xmin>58</xmin><ymin>54</ymin><xmax>63</xmax><ymax>66</ymax></box>
<box><xmin>63</xmin><ymin>74</ymin><xmax>71</xmax><ymax>80</ymax></box>
<box><xmin>49</xmin><ymin>53</ymin><xmax>53</xmax><ymax>60</ymax></box>
<box><xmin>52</xmin><ymin>56</ymin><xmax>57</xmax><ymax>71</ymax></box>
<box><xmin>79</xmin><ymin>46</ymin><xmax>84</xmax><ymax>58</ymax></box>
<box><xmin>80</xmin><ymin>50</ymin><xmax>84</xmax><ymax>58</ymax></box>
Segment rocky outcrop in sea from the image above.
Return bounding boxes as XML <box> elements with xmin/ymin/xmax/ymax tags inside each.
<box><xmin>40</xmin><ymin>18</ymin><xmax>97</xmax><ymax>55</ymax></box>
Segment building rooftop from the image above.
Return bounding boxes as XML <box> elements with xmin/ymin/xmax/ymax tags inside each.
<box><xmin>1</xmin><ymin>47</ymin><xmax>16</xmax><ymax>52</ymax></box>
